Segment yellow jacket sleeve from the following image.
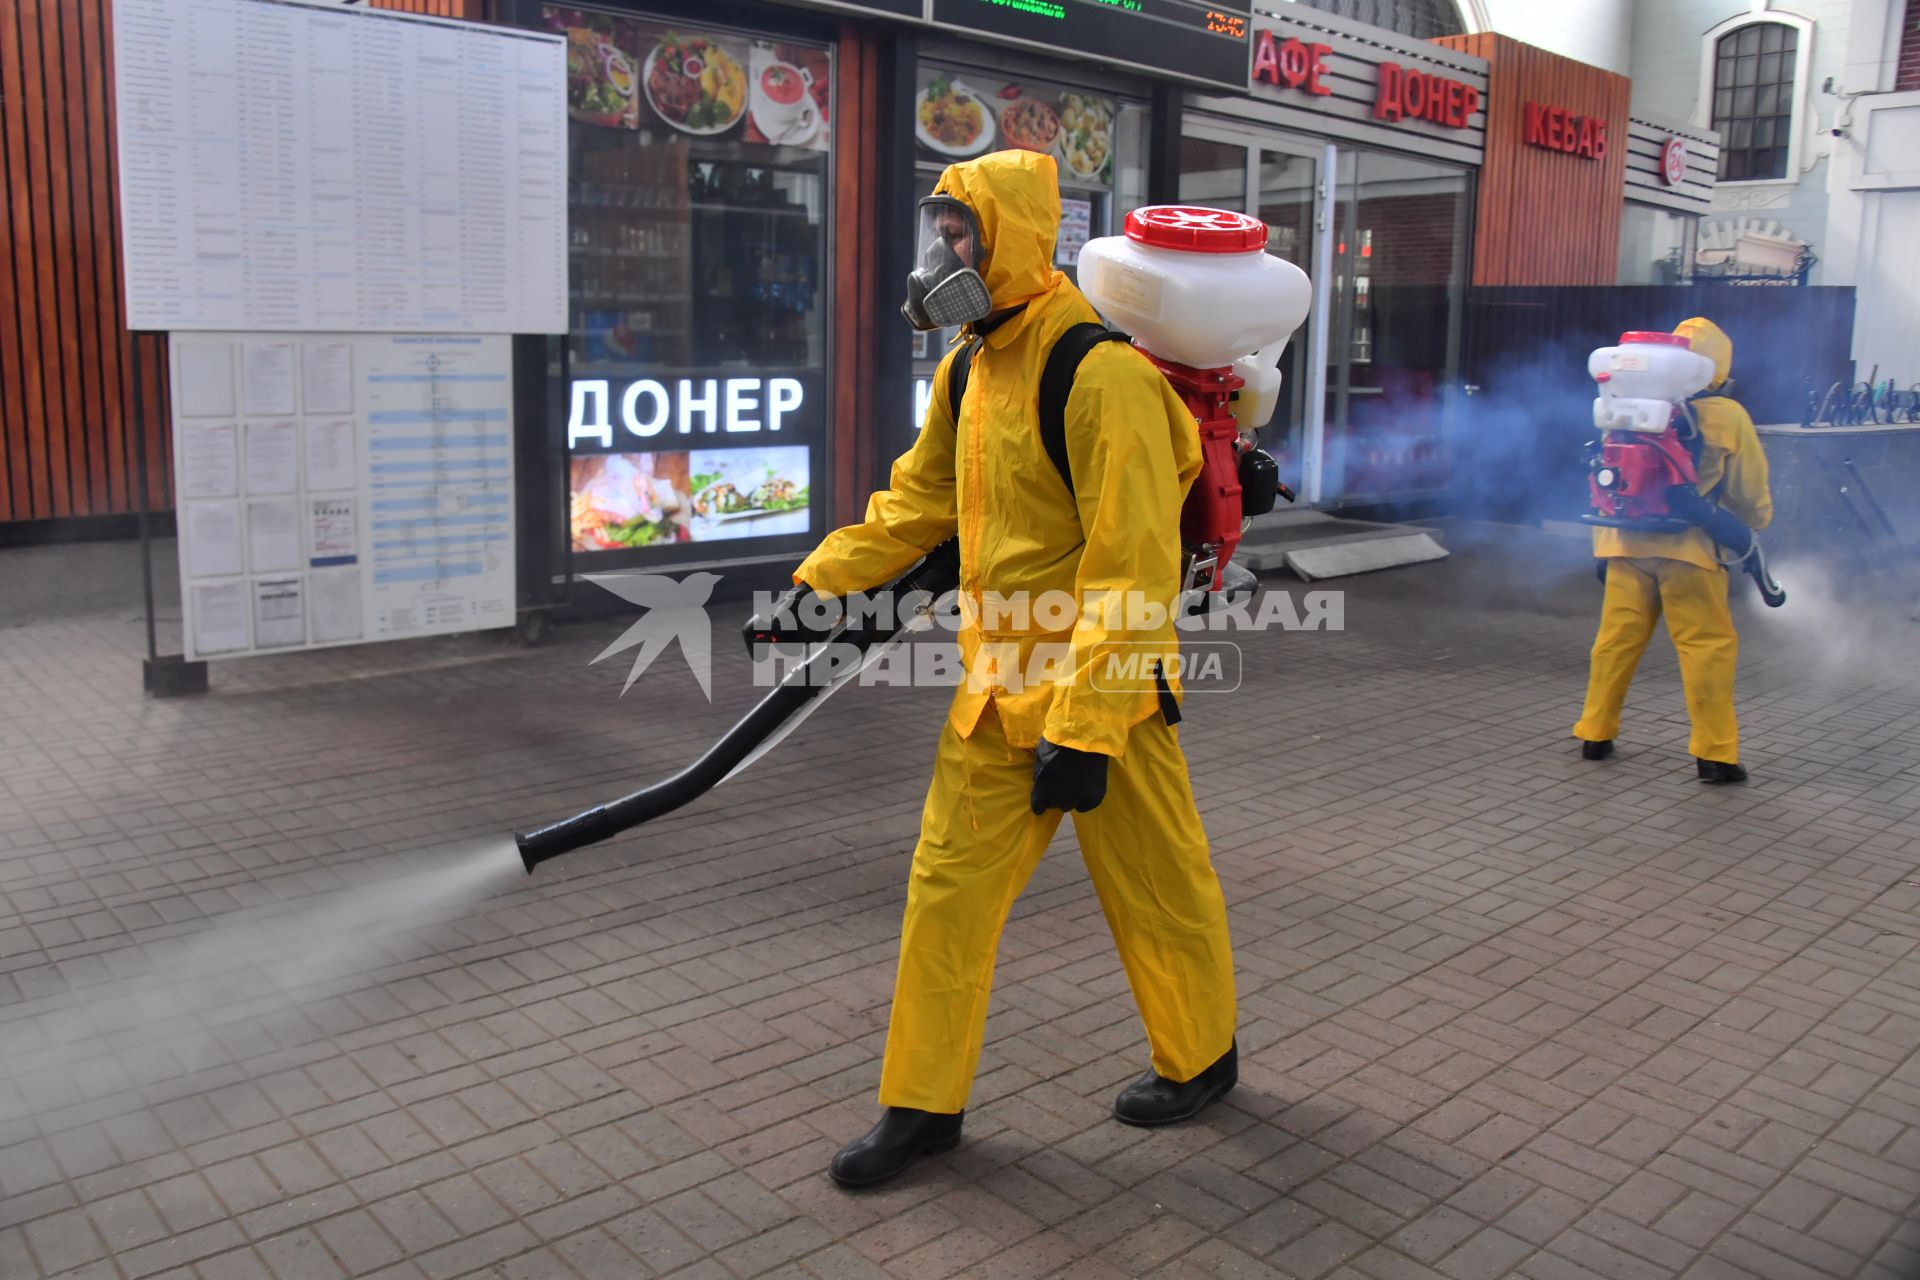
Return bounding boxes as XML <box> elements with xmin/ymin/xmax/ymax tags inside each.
<box><xmin>794</xmin><ymin>348</ymin><xmax>963</xmax><ymax>596</ymax></box>
<box><xmin>1042</xmin><ymin>343</ymin><xmax>1200</xmax><ymax>757</ymax></box>
<box><xmin>1699</xmin><ymin>399</ymin><xmax>1773</xmax><ymax>532</ymax></box>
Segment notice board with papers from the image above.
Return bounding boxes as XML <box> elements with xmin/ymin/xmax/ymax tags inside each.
<box><xmin>170</xmin><ymin>333</ymin><xmax>517</xmax><ymax>660</ymax></box>
<box><xmin>112</xmin><ymin>0</ymin><xmax>568</xmax><ymax>334</ymax></box>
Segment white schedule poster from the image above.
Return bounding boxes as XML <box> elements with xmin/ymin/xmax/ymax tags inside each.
<box><xmin>113</xmin><ymin>0</ymin><xmax>567</xmax><ymax>334</ymax></box>
<box><xmin>171</xmin><ymin>333</ymin><xmax>516</xmax><ymax>660</ymax></box>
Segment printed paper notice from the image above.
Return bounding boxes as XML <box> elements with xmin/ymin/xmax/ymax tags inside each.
<box><xmin>309</xmin><ymin>496</ymin><xmax>357</xmax><ymax>566</ymax></box>
<box><xmin>241</xmin><ymin>342</ymin><xmax>298</xmax><ymax>416</ymax></box>
<box><xmin>304</xmin><ymin>419</ymin><xmax>356</xmax><ymax>493</ymax></box>
<box><xmin>1057</xmin><ymin>198</ymin><xmax>1092</xmax><ymax>266</ymax></box>
<box><xmin>185</xmin><ymin>501</ymin><xmax>244</xmax><ymax>578</ymax></box>
<box><xmin>309</xmin><ymin>569</ymin><xmax>364</xmax><ymax>644</ymax></box>
<box><xmin>302</xmin><ymin>342</ymin><xmax>354</xmax><ymax>415</ymax></box>
<box><xmin>179</xmin><ymin>421</ymin><xmax>239</xmax><ymax>499</ymax></box>
<box><xmin>177</xmin><ymin>344</ymin><xmax>236</xmax><ymax>417</ymax></box>
<box><xmin>251</xmin><ymin>576</ymin><xmax>306</xmax><ymax>649</ymax></box>
<box><xmin>246</xmin><ymin>499</ymin><xmax>301</xmax><ymax>572</ymax></box>
<box><xmin>245</xmin><ymin>421</ymin><xmax>300</xmax><ymax>494</ymax></box>
<box><xmin>191</xmin><ymin>580</ymin><xmax>249</xmax><ymax>655</ymax></box>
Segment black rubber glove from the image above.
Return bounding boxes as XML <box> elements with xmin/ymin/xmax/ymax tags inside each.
<box><xmin>742</xmin><ymin>581</ymin><xmax>837</xmax><ymax>653</ymax></box>
<box><xmin>1030</xmin><ymin>738</ymin><xmax>1109</xmax><ymax>814</ymax></box>
<box><xmin>1594</xmin><ymin>559</ymin><xmax>1608</xmax><ymax>584</ymax></box>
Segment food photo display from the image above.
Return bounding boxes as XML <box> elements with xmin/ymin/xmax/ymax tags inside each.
<box><xmin>912</xmin><ymin>69</ymin><xmax>1115</xmax><ymax>187</ymax></box>
<box><xmin>569</xmin><ymin>446</ymin><xmax>811</xmax><ymax>552</ymax></box>
<box><xmin>546</xmin><ymin>7</ymin><xmax>830</xmax><ymax>151</ymax></box>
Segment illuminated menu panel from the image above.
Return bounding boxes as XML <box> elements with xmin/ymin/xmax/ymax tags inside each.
<box><xmin>930</xmin><ymin>0</ymin><xmax>1251</xmax><ymax>89</ymax></box>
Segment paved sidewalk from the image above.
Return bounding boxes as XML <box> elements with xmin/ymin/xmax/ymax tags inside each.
<box><xmin>1</xmin><ymin>528</ymin><xmax>1917</xmax><ymax>1280</ymax></box>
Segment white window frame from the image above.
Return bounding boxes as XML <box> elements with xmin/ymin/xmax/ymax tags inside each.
<box><xmin>1695</xmin><ymin>9</ymin><xmax>1815</xmax><ymax>188</ymax></box>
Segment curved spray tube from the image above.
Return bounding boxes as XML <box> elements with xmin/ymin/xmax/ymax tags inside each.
<box><xmin>514</xmin><ymin>541</ymin><xmax>961</xmax><ymax>873</ymax></box>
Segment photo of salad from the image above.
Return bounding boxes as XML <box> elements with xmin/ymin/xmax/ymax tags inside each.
<box><xmin>544</xmin><ymin>7</ymin><xmax>640</xmax><ymax>129</ymax></box>
<box><xmin>569</xmin><ymin>453</ymin><xmax>692</xmax><ymax>551</ymax></box>
<box><xmin>915</xmin><ymin>75</ymin><xmax>993</xmax><ymax>157</ymax></box>
<box><xmin>999</xmin><ymin>96</ymin><xmax>1061</xmax><ymax>154</ymax></box>
<box><xmin>644</xmin><ymin>33</ymin><xmax>748</xmax><ymax>135</ymax></box>
<box><xmin>1058</xmin><ymin>93</ymin><xmax>1115</xmax><ymax>181</ymax></box>
<box><xmin>688</xmin><ymin>447</ymin><xmax>811</xmax><ymax>542</ymax></box>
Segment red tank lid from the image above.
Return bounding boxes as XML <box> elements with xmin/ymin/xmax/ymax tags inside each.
<box><xmin>1618</xmin><ymin>331</ymin><xmax>1692</xmax><ymax>347</ymax></box>
<box><xmin>1125</xmin><ymin>205</ymin><xmax>1268</xmax><ymax>254</ymax></box>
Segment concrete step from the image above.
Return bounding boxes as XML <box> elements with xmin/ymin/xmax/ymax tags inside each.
<box><xmin>1236</xmin><ymin>510</ymin><xmax>1449</xmax><ymax>580</ymax></box>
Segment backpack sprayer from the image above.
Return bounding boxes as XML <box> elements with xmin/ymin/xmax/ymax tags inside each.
<box><xmin>1080</xmin><ymin>207</ymin><xmax>1312</xmax><ymax>597</ymax></box>
<box><xmin>514</xmin><ymin>207</ymin><xmax>1312</xmax><ymax>872</ymax></box>
<box><xmin>1581</xmin><ymin>331</ymin><xmax>1786</xmax><ymax>607</ymax></box>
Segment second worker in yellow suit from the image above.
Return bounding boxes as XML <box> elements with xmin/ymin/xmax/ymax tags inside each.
<box><xmin>1574</xmin><ymin>317</ymin><xmax>1773</xmax><ymax>784</ymax></box>
<box><xmin>787</xmin><ymin>151</ymin><xmax>1238</xmax><ymax>1187</ymax></box>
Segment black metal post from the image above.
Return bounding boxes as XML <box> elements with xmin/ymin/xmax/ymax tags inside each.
<box><xmin>134</xmin><ymin>330</ymin><xmax>209</xmax><ymax>696</ymax></box>
<box><xmin>133</xmin><ymin>332</ymin><xmax>159</xmax><ymax>664</ymax></box>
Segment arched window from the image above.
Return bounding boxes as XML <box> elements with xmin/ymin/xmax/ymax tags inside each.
<box><xmin>1708</xmin><ymin>20</ymin><xmax>1800</xmax><ymax>181</ymax></box>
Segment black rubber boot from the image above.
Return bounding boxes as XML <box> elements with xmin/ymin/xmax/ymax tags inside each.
<box><xmin>1113</xmin><ymin>1041</ymin><xmax>1237</xmax><ymax>1127</ymax></box>
<box><xmin>1581</xmin><ymin>739</ymin><xmax>1614</xmax><ymax>761</ymax></box>
<box><xmin>1697</xmin><ymin>758</ymin><xmax>1749</xmax><ymax>785</ymax></box>
<box><xmin>828</xmin><ymin>1107</ymin><xmax>963</xmax><ymax>1188</ymax></box>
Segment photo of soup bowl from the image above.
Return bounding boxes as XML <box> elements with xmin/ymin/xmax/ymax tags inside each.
<box><xmin>752</xmin><ymin>59</ymin><xmax>816</xmax><ymax>139</ymax></box>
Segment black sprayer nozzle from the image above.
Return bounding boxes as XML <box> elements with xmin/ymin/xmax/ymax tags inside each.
<box><xmin>510</xmin><ymin>541</ymin><xmax>962</xmax><ymax>873</ymax></box>
<box><xmin>515</xmin><ymin>807</ymin><xmax>623</xmax><ymax>874</ymax></box>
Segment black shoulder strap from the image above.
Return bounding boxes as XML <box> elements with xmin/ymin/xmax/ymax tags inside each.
<box><xmin>1038</xmin><ymin>323</ymin><xmax>1131</xmax><ymax>497</ymax></box>
<box><xmin>945</xmin><ymin>340</ymin><xmax>978</xmax><ymax>425</ymax></box>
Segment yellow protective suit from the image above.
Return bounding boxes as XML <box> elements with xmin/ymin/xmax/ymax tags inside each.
<box><xmin>1575</xmin><ymin>318</ymin><xmax>1773</xmax><ymax>764</ymax></box>
<box><xmin>796</xmin><ymin>150</ymin><xmax>1235</xmax><ymax>1112</ymax></box>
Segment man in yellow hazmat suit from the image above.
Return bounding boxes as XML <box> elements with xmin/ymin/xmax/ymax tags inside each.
<box><xmin>788</xmin><ymin>151</ymin><xmax>1238</xmax><ymax>1187</ymax></box>
<box><xmin>1574</xmin><ymin>317</ymin><xmax>1773</xmax><ymax>784</ymax></box>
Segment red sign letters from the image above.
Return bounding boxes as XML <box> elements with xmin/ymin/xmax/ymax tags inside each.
<box><xmin>1524</xmin><ymin>101</ymin><xmax>1608</xmax><ymax>159</ymax></box>
<box><xmin>1251</xmin><ymin>30</ymin><xmax>1332</xmax><ymax>96</ymax></box>
<box><xmin>1372</xmin><ymin>63</ymin><xmax>1479</xmax><ymax>129</ymax></box>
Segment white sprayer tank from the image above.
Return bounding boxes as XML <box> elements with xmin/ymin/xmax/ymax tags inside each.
<box><xmin>1588</xmin><ymin>330</ymin><xmax>1716</xmax><ymax>433</ymax></box>
<box><xmin>1080</xmin><ymin>207</ymin><xmax>1313</xmax><ymax>430</ymax></box>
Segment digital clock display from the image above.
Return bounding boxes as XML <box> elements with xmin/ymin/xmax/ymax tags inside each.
<box><xmin>931</xmin><ymin>0</ymin><xmax>1251</xmax><ymax>88</ymax></box>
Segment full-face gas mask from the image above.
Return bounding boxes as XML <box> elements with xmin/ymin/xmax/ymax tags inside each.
<box><xmin>902</xmin><ymin>196</ymin><xmax>992</xmax><ymax>331</ymax></box>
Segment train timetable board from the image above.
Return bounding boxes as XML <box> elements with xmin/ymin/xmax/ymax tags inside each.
<box><xmin>170</xmin><ymin>333</ymin><xmax>517</xmax><ymax>660</ymax></box>
<box><xmin>113</xmin><ymin>0</ymin><xmax>568</xmax><ymax>334</ymax></box>
<box><xmin>928</xmin><ymin>0</ymin><xmax>1250</xmax><ymax>90</ymax></box>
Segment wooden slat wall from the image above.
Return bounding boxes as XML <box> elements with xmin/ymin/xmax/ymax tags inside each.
<box><xmin>830</xmin><ymin>24</ymin><xmax>881</xmax><ymax>529</ymax></box>
<box><xmin>1434</xmin><ymin>34</ymin><xmax>1631</xmax><ymax>287</ymax></box>
<box><xmin>1</xmin><ymin>0</ymin><xmax>168</xmax><ymax>525</ymax></box>
<box><xmin>0</xmin><ymin>0</ymin><xmax>488</xmax><ymax>530</ymax></box>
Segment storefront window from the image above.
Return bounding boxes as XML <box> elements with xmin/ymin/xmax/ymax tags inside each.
<box><xmin>547</xmin><ymin>6</ymin><xmax>831</xmax><ymax>564</ymax></box>
<box><xmin>905</xmin><ymin>58</ymin><xmax>1150</xmax><ymax>444</ymax></box>
<box><xmin>1618</xmin><ymin>202</ymin><xmax>1699</xmax><ymax>285</ymax></box>
<box><xmin>1177</xmin><ymin>131</ymin><xmax>1318</xmax><ymax>498</ymax></box>
<box><xmin>1326</xmin><ymin>148</ymin><xmax>1469</xmax><ymax>505</ymax></box>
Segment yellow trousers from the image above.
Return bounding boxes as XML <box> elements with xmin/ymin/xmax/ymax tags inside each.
<box><xmin>1575</xmin><ymin>556</ymin><xmax>1740</xmax><ymax>764</ymax></box>
<box><xmin>878</xmin><ymin>704</ymin><xmax>1236</xmax><ymax>1114</ymax></box>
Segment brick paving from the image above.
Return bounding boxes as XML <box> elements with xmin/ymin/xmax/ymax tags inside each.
<box><xmin>1</xmin><ymin>526</ymin><xmax>1917</xmax><ymax>1280</ymax></box>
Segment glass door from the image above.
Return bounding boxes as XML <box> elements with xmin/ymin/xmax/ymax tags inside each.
<box><xmin>1323</xmin><ymin>149</ymin><xmax>1471</xmax><ymax>506</ymax></box>
<box><xmin>1178</xmin><ymin>122</ymin><xmax>1325</xmax><ymax>502</ymax></box>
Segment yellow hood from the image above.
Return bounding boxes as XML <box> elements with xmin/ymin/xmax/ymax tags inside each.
<box><xmin>1675</xmin><ymin>316</ymin><xmax>1733</xmax><ymax>390</ymax></box>
<box><xmin>934</xmin><ymin>149</ymin><xmax>1059</xmax><ymax>311</ymax></box>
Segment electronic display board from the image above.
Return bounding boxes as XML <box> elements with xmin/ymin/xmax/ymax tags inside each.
<box><xmin>929</xmin><ymin>0</ymin><xmax>1250</xmax><ymax>90</ymax></box>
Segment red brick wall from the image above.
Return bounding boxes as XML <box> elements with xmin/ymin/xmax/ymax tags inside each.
<box><xmin>1899</xmin><ymin>0</ymin><xmax>1920</xmax><ymax>91</ymax></box>
<box><xmin>1353</xmin><ymin>192</ymin><xmax>1461</xmax><ymax>287</ymax></box>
